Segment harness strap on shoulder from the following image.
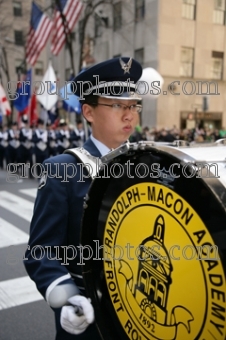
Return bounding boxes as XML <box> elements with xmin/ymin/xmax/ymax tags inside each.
<box><xmin>64</xmin><ymin>147</ymin><xmax>102</xmax><ymax>180</ymax></box>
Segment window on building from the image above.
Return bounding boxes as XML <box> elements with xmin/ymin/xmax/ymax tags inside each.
<box><xmin>95</xmin><ymin>13</ymin><xmax>102</xmax><ymax>37</ymax></box>
<box><xmin>135</xmin><ymin>48</ymin><xmax>144</xmax><ymax>67</ymax></box>
<box><xmin>182</xmin><ymin>0</ymin><xmax>196</xmax><ymax>20</ymax></box>
<box><xmin>79</xmin><ymin>20</ymin><xmax>84</xmax><ymax>44</ymax></box>
<box><xmin>15</xmin><ymin>58</ymin><xmax>24</xmax><ymax>74</ymax></box>
<box><xmin>14</xmin><ymin>30</ymin><xmax>23</xmax><ymax>46</ymax></box>
<box><xmin>13</xmin><ymin>1</ymin><xmax>22</xmax><ymax>17</ymax></box>
<box><xmin>94</xmin><ymin>11</ymin><xmax>108</xmax><ymax>37</ymax></box>
<box><xmin>65</xmin><ymin>32</ymin><xmax>75</xmax><ymax>49</ymax></box>
<box><xmin>113</xmin><ymin>2</ymin><xmax>122</xmax><ymax>31</ymax></box>
<box><xmin>180</xmin><ymin>47</ymin><xmax>194</xmax><ymax>77</ymax></box>
<box><xmin>70</xmin><ymin>32</ymin><xmax>75</xmax><ymax>41</ymax></box>
<box><xmin>135</xmin><ymin>0</ymin><xmax>145</xmax><ymax>21</ymax></box>
<box><xmin>35</xmin><ymin>61</ymin><xmax>44</xmax><ymax>76</ymax></box>
<box><xmin>211</xmin><ymin>51</ymin><xmax>224</xmax><ymax>79</ymax></box>
<box><xmin>213</xmin><ymin>0</ymin><xmax>225</xmax><ymax>24</ymax></box>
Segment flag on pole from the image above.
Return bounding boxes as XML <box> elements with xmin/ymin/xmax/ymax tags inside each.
<box><xmin>30</xmin><ymin>93</ymin><xmax>38</xmax><ymax>126</ymax></box>
<box><xmin>14</xmin><ymin>69</ymin><xmax>32</xmax><ymax>114</ymax></box>
<box><xmin>36</xmin><ymin>62</ymin><xmax>58</xmax><ymax>111</ymax></box>
<box><xmin>26</xmin><ymin>1</ymin><xmax>53</xmax><ymax>66</ymax></box>
<box><xmin>51</xmin><ymin>0</ymin><xmax>83</xmax><ymax>56</ymax></box>
<box><xmin>59</xmin><ymin>72</ymin><xmax>81</xmax><ymax>113</ymax></box>
<box><xmin>59</xmin><ymin>82</ymin><xmax>81</xmax><ymax>114</ymax></box>
<box><xmin>0</xmin><ymin>84</ymin><xmax>11</xmax><ymax>116</ymax></box>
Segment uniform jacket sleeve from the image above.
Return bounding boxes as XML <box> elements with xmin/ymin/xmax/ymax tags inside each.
<box><xmin>23</xmin><ymin>153</ymin><xmax>92</xmax><ymax>300</ymax></box>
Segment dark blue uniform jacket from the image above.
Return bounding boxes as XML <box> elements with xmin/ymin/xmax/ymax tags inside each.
<box><xmin>24</xmin><ymin>138</ymin><xmax>101</xmax><ymax>299</ymax></box>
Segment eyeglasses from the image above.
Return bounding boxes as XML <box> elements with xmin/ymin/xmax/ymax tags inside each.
<box><xmin>95</xmin><ymin>103</ymin><xmax>142</xmax><ymax>114</ymax></box>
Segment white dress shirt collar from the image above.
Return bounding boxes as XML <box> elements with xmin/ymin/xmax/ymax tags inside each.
<box><xmin>90</xmin><ymin>134</ymin><xmax>111</xmax><ymax>156</ymax></box>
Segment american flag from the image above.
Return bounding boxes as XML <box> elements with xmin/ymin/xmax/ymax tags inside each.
<box><xmin>51</xmin><ymin>0</ymin><xmax>83</xmax><ymax>56</ymax></box>
<box><xmin>26</xmin><ymin>2</ymin><xmax>53</xmax><ymax>66</ymax></box>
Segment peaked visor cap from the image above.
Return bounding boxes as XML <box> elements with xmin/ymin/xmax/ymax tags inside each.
<box><xmin>71</xmin><ymin>57</ymin><xmax>143</xmax><ymax>100</ymax></box>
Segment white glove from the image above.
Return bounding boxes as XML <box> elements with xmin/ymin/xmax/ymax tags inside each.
<box><xmin>60</xmin><ymin>295</ymin><xmax>94</xmax><ymax>335</ymax></box>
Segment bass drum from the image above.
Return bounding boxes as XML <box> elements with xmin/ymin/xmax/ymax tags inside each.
<box><xmin>81</xmin><ymin>140</ymin><xmax>226</xmax><ymax>340</ymax></box>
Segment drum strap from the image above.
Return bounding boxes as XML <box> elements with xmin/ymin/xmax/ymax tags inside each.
<box><xmin>63</xmin><ymin>144</ymin><xmax>130</xmax><ymax>273</ymax></box>
<box><xmin>64</xmin><ymin>147</ymin><xmax>102</xmax><ymax>180</ymax></box>
<box><xmin>63</xmin><ymin>147</ymin><xmax>101</xmax><ymax>276</ymax></box>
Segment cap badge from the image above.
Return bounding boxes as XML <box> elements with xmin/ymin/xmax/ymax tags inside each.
<box><xmin>119</xmin><ymin>58</ymin><xmax>132</xmax><ymax>74</ymax></box>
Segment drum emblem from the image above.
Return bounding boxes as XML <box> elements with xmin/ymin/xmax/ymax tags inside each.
<box><xmin>103</xmin><ymin>183</ymin><xmax>226</xmax><ymax>340</ymax></box>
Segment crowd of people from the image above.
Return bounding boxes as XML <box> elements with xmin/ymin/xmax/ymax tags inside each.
<box><xmin>130</xmin><ymin>124</ymin><xmax>225</xmax><ymax>143</ymax></box>
<box><xmin>0</xmin><ymin>116</ymin><xmax>88</xmax><ymax>177</ymax></box>
<box><xmin>1</xmin><ymin>115</ymin><xmax>224</xmax><ymax>177</ymax></box>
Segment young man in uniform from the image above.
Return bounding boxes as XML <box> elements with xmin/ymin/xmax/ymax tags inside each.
<box><xmin>24</xmin><ymin>57</ymin><xmax>143</xmax><ymax>339</ymax></box>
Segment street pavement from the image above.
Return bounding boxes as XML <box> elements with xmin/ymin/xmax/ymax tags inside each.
<box><xmin>0</xmin><ymin>170</ymin><xmax>55</xmax><ymax>340</ymax></box>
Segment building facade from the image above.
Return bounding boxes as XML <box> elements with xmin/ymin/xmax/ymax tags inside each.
<box><xmin>77</xmin><ymin>0</ymin><xmax>226</xmax><ymax>130</ymax></box>
<box><xmin>0</xmin><ymin>0</ymin><xmax>49</xmax><ymax>88</ymax></box>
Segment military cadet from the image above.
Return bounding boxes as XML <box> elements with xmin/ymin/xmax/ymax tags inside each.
<box><xmin>0</xmin><ymin>126</ymin><xmax>3</xmax><ymax>169</ymax></box>
<box><xmin>33</xmin><ymin>118</ymin><xmax>48</xmax><ymax>177</ymax></box>
<box><xmin>56</xmin><ymin>119</ymin><xmax>71</xmax><ymax>154</ymax></box>
<box><xmin>7</xmin><ymin>122</ymin><xmax>20</xmax><ymax>166</ymax></box>
<box><xmin>24</xmin><ymin>57</ymin><xmax>143</xmax><ymax>339</ymax></box>
<box><xmin>46</xmin><ymin>121</ymin><xmax>57</xmax><ymax>157</ymax></box>
<box><xmin>19</xmin><ymin>116</ymin><xmax>33</xmax><ymax>178</ymax></box>
<box><xmin>0</xmin><ymin>124</ymin><xmax>8</xmax><ymax>169</ymax></box>
<box><xmin>70</xmin><ymin>120</ymin><xmax>86</xmax><ymax>148</ymax></box>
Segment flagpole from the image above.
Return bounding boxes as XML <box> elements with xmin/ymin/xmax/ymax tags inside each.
<box><xmin>54</xmin><ymin>0</ymin><xmax>75</xmax><ymax>74</ymax></box>
<box><xmin>46</xmin><ymin>59</ymin><xmax>51</xmax><ymax>115</ymax></box>
<box><xmin>28</xmin><ymin>67</ymin><xmax>33</xmax><ymax>127</ymax></box>
<box><xmin>16</xmin><ymin>67</ymin><xmax>21</xmax><ymax>126</ymax></box>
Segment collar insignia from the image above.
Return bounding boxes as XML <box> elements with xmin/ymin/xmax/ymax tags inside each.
<box><xmin>119</xmin><ymin>58</ymin><xmax>132</xmax><ymax>74</ymax></box>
